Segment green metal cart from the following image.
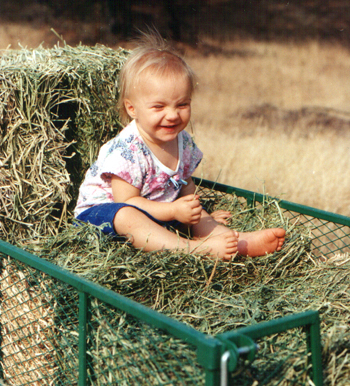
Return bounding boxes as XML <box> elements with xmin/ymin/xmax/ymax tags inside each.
<box><xmin>1</xmin><ymin>178</ymin><xmax>350</xmax><ymax>386</ymax></box>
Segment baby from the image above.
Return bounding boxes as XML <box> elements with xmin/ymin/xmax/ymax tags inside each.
<box><xmin>74</xmin><ymin>33</ymin><xmax>285</xmax><ymax>260</ymax></box>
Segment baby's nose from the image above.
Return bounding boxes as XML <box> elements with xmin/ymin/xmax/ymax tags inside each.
<box><xmin>165</xmin><ymin>108</ymin><xmax>179</xmax><ymax>120</ymax></box>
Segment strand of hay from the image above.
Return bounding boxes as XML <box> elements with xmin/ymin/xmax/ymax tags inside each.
<box><xmin>0</xmin><ymin>43</ymin><xmax>129</xmax><ymax>242</ymax></box>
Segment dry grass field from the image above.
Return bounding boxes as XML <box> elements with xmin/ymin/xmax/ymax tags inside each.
<box><xmin>187</xmin><ymin>39</ymin><xmax>350</xmax><ymax>216</ymax></box>
<box><xmin>2</xmin><ymin>4</ymin><xmax>350</xmax><ymax>386</ymax></box>
<box><xmin>1</xmin><ymin>1</ymin><xmax>350</xmax><ymax>217</ymax></box>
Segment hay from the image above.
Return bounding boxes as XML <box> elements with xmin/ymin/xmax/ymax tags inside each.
<box><xmin>0</xmin><ymin>43</ymin><xmax>349</xmax><ymax>384</ymax></box>
<box><xmin>17</xmin><ymin>190</ymin><xmax>349</xmax><ymax>384</ymax></box>
<box><xmin>0</xmin><ymin>43</ymin><xmax>129</xmax><ymax>242</ymax></box>
<box><xmin>0</xmin><ymin>42</ymin><xmax>129</xmax><ymax>385</ymax></box>
<box><xmin>12</xmin><ymin>191</ymin><xmax>315</xmax><ymax>384</ymax></box>
<box><xmin>0</xmin><ymin>257</ymin><xmax>57</xmax><ymax>386</ymax></box>
<box><xmin>26</xmin><ymin>191</ymin><xmax>312</xmax><ymax>334</ymax></box>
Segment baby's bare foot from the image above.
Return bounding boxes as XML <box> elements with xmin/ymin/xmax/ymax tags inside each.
<box><xmin>190</xmin><ymin>230</ymin><xmax>239</xmax><ymax>260</ymax></box>
<box><xmin>238</xmin><ymin>228</ymin><xmax>285</xmax><ymax>257</ymax></box>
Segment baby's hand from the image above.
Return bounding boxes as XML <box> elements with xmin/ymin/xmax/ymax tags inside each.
<box><xmin>210</xmin><ymin>210</ymin><xmax>232</xmax><ymax>225</ymax></box>
<box><xmin>172</xmin><ymin>195</ymin><xmax>202</xmax><ymax>225</ymax></box>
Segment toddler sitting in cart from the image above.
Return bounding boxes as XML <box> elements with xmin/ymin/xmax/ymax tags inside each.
<box><xmin>74</xmin><ymin>32</ymin><xmax>285</xmax><ymax>260</ymax></box>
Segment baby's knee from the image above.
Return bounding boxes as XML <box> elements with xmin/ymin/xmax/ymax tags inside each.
<box><xmin>114</xmin><ymin>206</ymin><xmax>136</xmax><ymax>226</ymax></box>
<box><xmin>113</xmin><ymin>206</ymin><xmax>148</xmax><ymax>234</ymax></box>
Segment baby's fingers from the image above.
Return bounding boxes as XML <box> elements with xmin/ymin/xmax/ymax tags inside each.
<box><xmin>211</xmin><ymin>210</ymin><xmax>231</xmax><ymax>218</ymax></box>
<box><xmin>214</xmin><ymin>218</ymin><xmax>227</xmax><ymax>225</ymax></box>
<box><xmin>210</xmin><ymin>210</ymin><xmax>231</xmax><ymax>225</ymax></box>
<box><xmin>189</xmin><ymin>213</ymin><xmax>201</xmax><ymax>225</ymax></box>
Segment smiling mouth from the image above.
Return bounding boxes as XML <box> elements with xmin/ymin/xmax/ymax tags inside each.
<box><xmin>161</xmin><ymin>125</ymin><xmax>177</xmax><ymax>129</ymax></box>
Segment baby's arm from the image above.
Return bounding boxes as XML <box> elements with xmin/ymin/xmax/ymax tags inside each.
<box><xmin>179</xmin><ymin>178</ymin><xmax>231</xmax><ymax>224</ymax></box>
<box><xmin>179</xmin><ymin>177</ymin><xmax>197</xmax><ymax>196</ymax></box>
<box><xmin>111</xmin><ymin>176</ymin><xmax>202</xmax><ymax>225</ymax></box>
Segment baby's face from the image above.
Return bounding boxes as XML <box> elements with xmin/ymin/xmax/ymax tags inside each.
<box><xmin>124</xmin><ymin>73</ymin><xmax>192</xmax><ymax>147</ymax></box>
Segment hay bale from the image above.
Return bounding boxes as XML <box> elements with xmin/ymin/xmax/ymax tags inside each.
<box><xmin>0</xmin><ymin>257</ymin><xmax>57</xmax><ymax>385</ymax></box>
<box><xmin>0</xmin><ymin>42</ymin><xmax>129</xmax><ymax>385</ymax></box>
<box><xmin>0</xmin><ymin>43</ymin><xmax>129</xmax><ymax>242</ymax></box>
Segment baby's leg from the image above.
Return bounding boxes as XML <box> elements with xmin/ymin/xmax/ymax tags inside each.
<box><xmin>192</xmin><ymin>210</ymin><xmax>235</xmax><ymax>238</ymax></box>
<box><xmin>192</xmin><ymin>210</ymin><xmax>285</xmax><ymax>257</ymax></box>
<box><xmin>191</xmin><ymin>210</ymin><xmax>239</xmax><ymax>260</ymax></box>
<box><xmin>114</xmin><ymin>207</ymin><xmax>238</xmax><ymax>259</ymax></box>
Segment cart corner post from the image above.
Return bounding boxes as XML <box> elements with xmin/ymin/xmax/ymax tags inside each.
<box><xmin>78</xmin><ymin>291</ymin><xmax>91</xmax><ymax>386</ymax></box>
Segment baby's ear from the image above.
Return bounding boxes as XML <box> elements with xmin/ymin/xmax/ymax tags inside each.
<box><xmin>124</xmin><ymin>99</ymin><xmax>136</xmax><ymax>119</ymax></box>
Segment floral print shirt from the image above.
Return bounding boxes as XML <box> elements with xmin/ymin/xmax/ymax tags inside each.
<box><xmin>74</xmin><ymin>120</ymin><xmax>203</xmax><ymax>217</ymax></box>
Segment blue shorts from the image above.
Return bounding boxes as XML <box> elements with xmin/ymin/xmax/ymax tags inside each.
<box><xmin>75</xmin><ymin>203</ymin><xmax>182</xmax><ymax>237</ymax></box>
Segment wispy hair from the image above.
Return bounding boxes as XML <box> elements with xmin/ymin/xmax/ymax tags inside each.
<box><xmin>117</xmin><ymin>30</ymin><xmax>197</xmax><ymax>125</ymax></box>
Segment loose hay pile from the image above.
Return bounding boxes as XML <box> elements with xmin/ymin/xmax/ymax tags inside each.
<box><xmin>1</xmin><ymin>44</ymin><xmax>350</xmax><ymax>385</ymax></box>
<box><xmin>16</xmin><ymin>190</ymin><xmax>350</xmax><ymax>385</ymax></box>
<box><xmin>30</xmin><ymin>191</ymin><xmax>313</xmax><ymax>335</ymax></box>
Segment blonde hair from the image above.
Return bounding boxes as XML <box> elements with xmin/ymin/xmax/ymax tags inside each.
<box><xmin>117</xmin><ymin>32</ymin><xmax>197</xmax><ymax>125</ymax></box>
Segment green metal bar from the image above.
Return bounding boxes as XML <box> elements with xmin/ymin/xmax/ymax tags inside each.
<box><xmin>0</xmin><ymin>240</ymin><xmax>205</xmax><ymax>346</ymax></box>
<box><xmin>218</xmin><ymin>310</ymin><xmax>319</xmax><ymax>341</ymax></box>
<box><xmin>193</xmin><ymin>177</ymin><xmax>350</xmax><ymax>227</ymax></box>
<box><xmin>217</xmin><ymin>310</ymin><xmax>323</xmax><ymax>386</ymax></box>
<box><xmin>204</xmin><ymin>369</ymin><xmax>221</xmax><ymax>386</ymax></box>
<box><xmin>307</xmin><ymin>314</ymin><xmax>324</xmax><ymax>386</ymax></box>
<box><xmin>78</xmin><ymin>291</ymin><xmax>88</xmax><ymax>386</ymax></box>
<box><xmin>0</xmin><ymin>239</ymin><xmax>222</xmax><ymax>377</ymax></box>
